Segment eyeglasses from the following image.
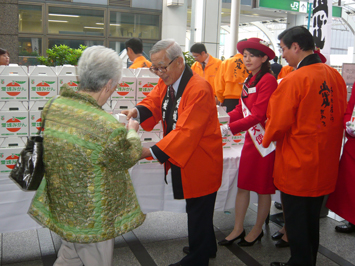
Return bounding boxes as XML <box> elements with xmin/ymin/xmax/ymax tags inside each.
<box><xmin>149</xmin><ymin>56</ymin><xmax>178</xmax><ymax>74</ymax></box>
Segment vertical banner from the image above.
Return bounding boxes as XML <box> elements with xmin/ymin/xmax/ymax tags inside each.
<box><xmin>309</xmin><ymin>0</ymin><xmax>332</xmax><ymax>65</ymax></box>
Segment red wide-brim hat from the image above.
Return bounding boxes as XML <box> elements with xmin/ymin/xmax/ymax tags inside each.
<box><xmin>237</xmin><ymin>38</ymin><xmax>275</xmax><ymax>60</ymax></box>
<box><xmin>314</xmin><ymin>49</ymin><xmax>327</xmax><ymax>63</ymax></box>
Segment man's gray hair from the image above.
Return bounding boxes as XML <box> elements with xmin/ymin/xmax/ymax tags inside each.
<box><xmin>150</xmin><ymin>39</ymin><xmax>185</xmax><ymax>63</ymax></box>
<box><xmin>77</xmin><ymin>45</ymin><xmax>122</xmax><ymax>92</ymax></box>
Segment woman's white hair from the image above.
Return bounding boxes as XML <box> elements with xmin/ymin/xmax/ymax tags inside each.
<box><xmin>150</xmin><ymin>39</ymin><xmax>185</xmax><ymax>63</ymax></box>
<box><xmin>77</xmin><ymin>45</ymin><xmax>122</xmax><ymax>92</ymax></box>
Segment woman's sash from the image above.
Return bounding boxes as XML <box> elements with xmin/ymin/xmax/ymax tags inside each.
<box><xmin>240</xmin><ymin>96</ymin><xmax>275</xmax><ymax>157</ymax></box>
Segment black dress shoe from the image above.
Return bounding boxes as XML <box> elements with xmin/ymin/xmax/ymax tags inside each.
<box><xmin>218</xmin><ymin>229</ymin><xmax>246</xmax><ymax>246</ymax></box>
<box><xmin>238</xmin><ymin>230</ymin><xmax>264</xmax><ymax>247</ymax></box>
<box><xmin>169</xmin><ymin>262</ymin><xmax>182</xmax><ymax>266</ymax></box>
<box><xmin>270</xmin><ymin>262</ymin><xmax>290</xmax><ymax>266</ymax></box>
<box><xmin>182</xmin><ymin>246</ymin><xmax>216</xmax><ymax>258</ymax></box>
<box><xmin>274</xmin><ymin>201</ymin><xmax>283</xmax><ymax>210</ymax></box>
<box><xmin>335</xmin><ymin>222</ymin><xmax>355</xmax><ymax>233</ymax></box>
<box><xmin>275</xmin><ymin>239</ymin><xmax>290</xmax><ymax>248</ymax></box>
<box><xmin>271</xmin><ymin>231</ymin><xmax>284</xmax><ymax>240</ymax></box>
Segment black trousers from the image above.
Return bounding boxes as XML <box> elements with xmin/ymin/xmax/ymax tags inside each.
<box><xmin>281</xmin><ymin>192</ymin><xmax>324</xmax><ymax>266</ymax></box>
<box><xmin>222</xmin><ymin>99</ymin><xmax>239</xmax><ymax>112</ymax></box>
<box><xmin>180</xmin><ymin>192</ymin><xmax>217</xmax><ymax>266</ymax></box>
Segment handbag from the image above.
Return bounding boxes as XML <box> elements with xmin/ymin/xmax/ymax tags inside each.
<box><xmin>9</xmin><ymin>96</ymin><xmax>58</xmax><ymax>191</ymax></box>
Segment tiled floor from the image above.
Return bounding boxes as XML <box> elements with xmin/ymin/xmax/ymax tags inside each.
<box><xmin>1</xmin><ymin>203</ymin><xmax>354</xmax><ymax>266</ymax></box>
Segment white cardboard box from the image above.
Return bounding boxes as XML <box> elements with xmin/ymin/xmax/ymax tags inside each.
<box><xmin>29</xmin><ymin>65</ymin><xmax>58</xmax><ymax>100</ymax></box>
<box><xmin>231</xmin><ymin>131</ymin><xmax>246</xmax><ymax>146</ymax></box>
<box><xmin>111</xmin><ymin>100</ymin><xmax>135</xmax><ymax>115</ymax></box>
<box><xmin>0</xmin><ymin>102</ymin><xmax>29</xmax><ymax>137</ymax></box>
<box><xmin>139</xmin><ymin>121</ymin><xmax>162</xmax><ymax>133</ymax></box>
<box><xmin>58</xmin><ymin>65</ymin><xmax>80</xmax><ymax>93</ymax></box>
<box><xmin>111</xmin><ymin>68</ymin><xmax>136</xmax><ymax>101</ymax></box>
<box><xmin>136</xmin><ymin>68</ymin><xmax>159</xmax><ymax>101</ymax></box>
<box><xmin>222</xmin><ymin>133</ymin><xmax>233</xmax><ymax>149</ymax></box>
<box><xmin>29</xmin><ymin>101</ymin><xmax>47</xmax><ymax>136</ymax></box>
<box><xmin>0</xmin><ymin>137</ymin><xmax>25</xmax><ymax>174</ymax></box>
<box><xmin>138</xmin><ymin>132</ymin><xmax>161</xmax><ymax>165</ymax></box>
<box><xmin>0</xmin><ymin>65</ymin><xmax>29</xmax><ymax>101</ymax></box>
<box><xmin>217</xmin><ymin>106</ymin><xmax>230</xmax><ymax>126</ymax></box>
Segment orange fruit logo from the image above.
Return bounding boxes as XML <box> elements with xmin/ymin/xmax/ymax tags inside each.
<box><xmin>142</xmin><ymin>83</ymin><xmax>154</xmax><ymax>96</ymax></box>
<box><xmin>5</xmin><ymin>154</ymin><xmax>19</xmax><ymax>169</ymax></box>
<box><xmin>6</xmin><ymin>118</ymin><xmax>21</xmax><ymax>132</ymax></box>
<box><xmin>35</xmin><ymin>82</ymin><xmax>50</xmax><ymax>96</ymax></box>
<box><xmin>5</xmin><ymin>82</ymin><xmax>21</xmax><ymax>96</ymax></box>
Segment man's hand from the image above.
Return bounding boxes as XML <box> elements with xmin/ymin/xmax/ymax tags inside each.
<box><xmin>346</xmin><ymin>121</ymin><xmax>355</xmax><ymax>137</ymax></box>
<box><xmin>140</xmin><ymin>147</ymin><xmax>152</xmax><ymax>159</ymax></box>
<box><xmin>121</xmin><ymin>108</ymin><xmax>138</xmax><ymax>120</ymax></box>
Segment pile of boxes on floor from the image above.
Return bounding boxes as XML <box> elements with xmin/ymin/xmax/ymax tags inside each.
<box><xmin>0</xmin><ymin>64</ymin><xmax>162</xmax><ymax>176</ymax></box>
<box><xmin>217</xmin><ymin>106</ymin><xmax>246</xmax><ymax>150</ymax></box>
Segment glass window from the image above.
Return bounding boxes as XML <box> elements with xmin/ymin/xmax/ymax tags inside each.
<box><xmin>18</xmin><ymin>37</ymin><xmax>42</xmax><ymax>66</ymax></box>
<box><xmin>48</xmin><ymin>6</ymin><xmax>105</xmax><ymax>36</ymax></box>
<box><xmin>109</xmin><ymin>12</ymin><xmax>160</xmax><ymax>39</ymax></box>
<box><xmin>19</xmin><ymin>5</ymin><xmax>42</xmax><ymax>33</ymax></box>
<box><xmin>48</xmin><ymin>39</ymin><xmax>104</xmax><ymax>50</ymax></box>
<box><xmin>109</xmin><ymin>41</ymin><xmax>154</xmax><ymax>57</ymax></box>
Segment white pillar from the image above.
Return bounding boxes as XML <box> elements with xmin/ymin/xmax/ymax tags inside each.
<box><xmin>286</xmin><ymin>13</ymin><xmax>306</xmax><ymax>28</ymax></box>
<box><xmin>161</xmin><ymin>0</ymin><xmax>188</xmax><ymax>51</ymax></box>
<box><xmin>189</xmin><ymin>0</ymin><xmax>221</xmax><ymax>58</ymax></box>
<box><xmin>229</xmin><ymin>0</ymin><xmax>241</xmax><ymax>58</ymax></box>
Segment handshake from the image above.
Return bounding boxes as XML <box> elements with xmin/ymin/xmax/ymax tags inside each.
<box><xmin>116</xmin><ymin>108</ymin><xmax>152</xmax><ymax>159</ymax></box>
<box><xmin>113</xmin><ymin>113</ymin><xmax>140</xmax><ymax>132</ymax></box>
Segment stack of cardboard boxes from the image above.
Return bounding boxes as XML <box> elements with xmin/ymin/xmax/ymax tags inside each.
<box><xmin>0</xmin><ymin>65</ymin><xmax>162</xmax><ymax>176</ymax></box>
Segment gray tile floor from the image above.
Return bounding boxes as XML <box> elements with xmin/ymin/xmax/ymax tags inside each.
<box><xmin>1</xmin><ymin>203</ymin><xmax>354</xmax><ymax>266</ymax></box>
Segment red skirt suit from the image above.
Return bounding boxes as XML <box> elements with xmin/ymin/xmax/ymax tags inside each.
<box><xmin>228</xmin><ymin>72</ymin><xmax>277</xmax><ymax>194</ymax></box>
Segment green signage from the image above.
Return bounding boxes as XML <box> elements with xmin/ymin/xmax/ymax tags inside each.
<box><xmin>259</xmin><ymin>0</ymin><xmax>342</xmax><ymax>18</ymax></box>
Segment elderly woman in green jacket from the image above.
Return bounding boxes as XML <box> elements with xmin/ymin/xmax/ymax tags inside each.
<box><xmin>29</xmin><ymin>46</ymin><xmax>145</xmax><ymax>266</ymax></box>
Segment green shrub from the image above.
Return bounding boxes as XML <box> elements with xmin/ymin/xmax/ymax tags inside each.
<box><xmin>183</xmin><ymin>51</ymin><xmax>195</xmax><ymax>67</ymax></box>
<box><xmin>38</xmin><ymin>44</ymin><xmax>87</xmax><ymax>66</ymax></box>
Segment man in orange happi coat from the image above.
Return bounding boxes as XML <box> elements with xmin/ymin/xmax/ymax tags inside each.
<box><xmin>125</xmin><ymin>38</ymin><xmax>152</xmax><ymax>69</ymax></box>
<box><xmin>263</xmin><ymin>26</ymin><xmax>347</xmax><ymax>266</ymax></box>
<box><xmin>190</xmin><ymin>43</ymin><xmax>221</xmax><ymax>104</ymax></box>
<box><xmin>214</xmin><ymin>53</ymin><xmax>249</xmax><ymax>112</ymax></box>
<box><xmin>123</xmin><ymin>39</ymin><xmax>222</xmax><ymax>266</ymax></box>
<box><xmin>277</xmin><ymin>64</ymin><xmax>294</xmax><ymax>80</ymax></box>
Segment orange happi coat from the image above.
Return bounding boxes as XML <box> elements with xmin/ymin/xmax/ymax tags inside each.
<box><xmin>214</xmin><ymin>53</ymin><xmax>249</xmax><ymax>103</ymax></box>
<box><xmin>263</xmin><ymin>54</ymin><xmax>347</xmax><ymax>197</ymax></box>
<box><xmin>137</xmin><ymin>69</ymin><xmax>223</xmax><ymax>199</ymax></box>
<box><xmin>277</xmin><ymin>65</ymin><xmax>294</xmax><ymax>79</ymax></box>
<box><xmin>191</xmin><ymin>55</ymin><xmax>222</xmax><ymax>95</ymax></box>
<box><xmin>129</xmin><ymin>55</ymin><xmax>152</xmax><ymax>69</ymax></box>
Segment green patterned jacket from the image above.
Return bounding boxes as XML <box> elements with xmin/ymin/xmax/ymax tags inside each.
<box><xmin>28</xmin><ymin>85</ymin><xmax>145</xmax><ymax>243</ymax></box>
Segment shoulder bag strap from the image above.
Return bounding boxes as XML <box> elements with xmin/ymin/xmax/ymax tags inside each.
<box><xmin>37</xmin><ymin>95</ymin><xmax>59</xmax><ymax>135</ymax></box>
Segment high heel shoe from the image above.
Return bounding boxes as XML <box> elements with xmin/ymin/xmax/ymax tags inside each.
<box><xmin>237</xmin><ymin>230</ymin><xmax>264</xmax><ymax>247</ymax></box>
<box><xmin>218</xmin><ymin>229</ymin><xmax>246</xmax><ymax>246</ymax></box>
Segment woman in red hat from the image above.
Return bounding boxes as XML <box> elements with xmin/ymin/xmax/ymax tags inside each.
<box><xmin>219</xmin><ymin>38</ymin><xmax>278</xmax><ymax>247</ymax></box>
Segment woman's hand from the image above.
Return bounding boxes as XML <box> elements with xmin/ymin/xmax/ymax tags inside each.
<box><xmin>127</xmin><ymin>118</ymin><xmax>139</xmax><ymax>132</ymax></box>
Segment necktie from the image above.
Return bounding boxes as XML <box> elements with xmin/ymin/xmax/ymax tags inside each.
<box><xmin>202</xmin><ymin>62</ymin><xmax>206</xmax><ymax>70</ymax></box>
<box><xmin>169</xmin><ymin>85</ymin><xmax>175</xmax><ymax>102</ymax></box>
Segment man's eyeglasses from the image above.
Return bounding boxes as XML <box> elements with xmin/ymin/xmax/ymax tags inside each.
<box><xmin>149</xmin><ymin>56</ymin><xmax>178</xmax><ymax>74</ymax></box>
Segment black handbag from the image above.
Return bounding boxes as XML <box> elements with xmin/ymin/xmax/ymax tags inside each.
<box><xmin>9</xmin><ymin>96</ymin><xmax>58</xmax><ymax>191</ymax></box>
